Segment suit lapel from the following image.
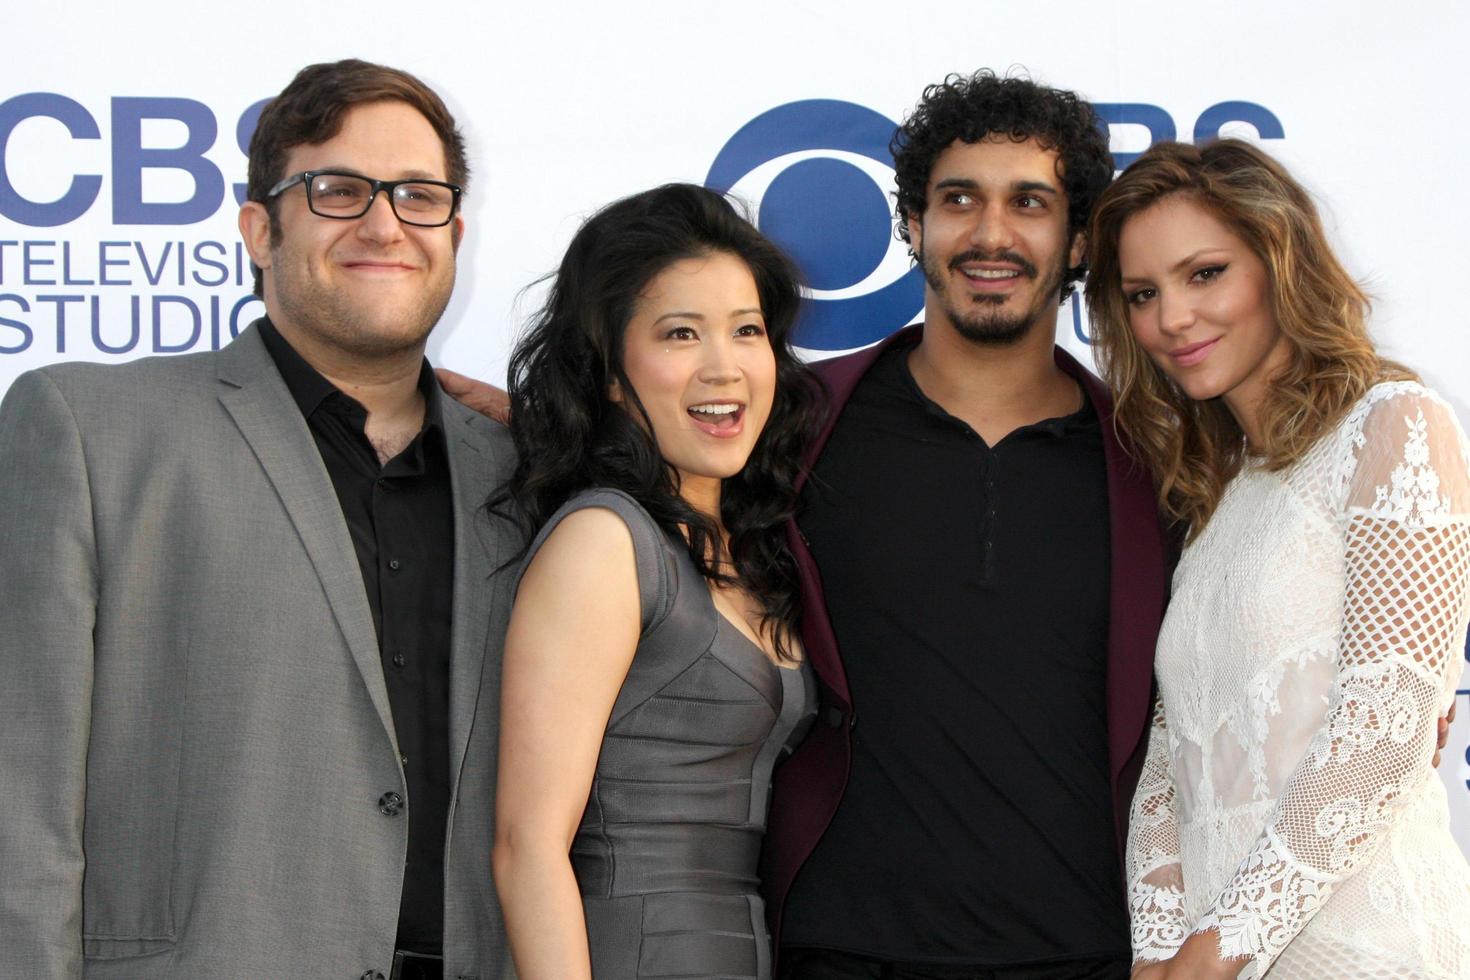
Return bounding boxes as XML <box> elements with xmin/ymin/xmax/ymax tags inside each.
<box><xmin>796</xmin><ymin>323</ymin><xmax>924</xmax><ymax>707</ymax></box>
<box><xmin>216</xmin><ymin>326</ymin><xmax>397</xmax><ymax>744</ymax></box>
<box><xmin>442</xmin><ymin>400</ymin><xmax>510</xmax><ymax>788</ymax></box>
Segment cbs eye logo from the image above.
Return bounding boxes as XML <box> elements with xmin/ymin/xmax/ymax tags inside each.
<box><xmin>705</xmin><ymin>100</ymin><xmax>923</xmax><ymax>352</ymax></box>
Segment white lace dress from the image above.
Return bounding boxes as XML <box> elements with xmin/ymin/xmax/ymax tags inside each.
<box><xmin>1127</xmin><ymin>382</ymin><xmax>1470</xmax><ymax>979</ymax></box>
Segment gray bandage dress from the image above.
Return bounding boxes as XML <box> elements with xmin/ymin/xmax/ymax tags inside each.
<box><xmin>522</xmin><ymin>489</ymin><xmax>815</xmax><ymax>980</ymax></box>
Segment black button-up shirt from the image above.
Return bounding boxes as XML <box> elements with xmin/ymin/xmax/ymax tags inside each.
<box><xmin>259</xmin><ymin>318</ymin><xmax>454</xmax><ymax>956</ymax></box>
<box><xmin>786</xmin><ymin>339</ymin><xmax>1126</xmax><ymax>971</ymax></box>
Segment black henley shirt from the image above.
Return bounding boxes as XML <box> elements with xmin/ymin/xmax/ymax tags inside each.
<box><xmin>784</xmin><ymin>338</ymin><xmax>1128</xmax><ymax>972</ymax></box>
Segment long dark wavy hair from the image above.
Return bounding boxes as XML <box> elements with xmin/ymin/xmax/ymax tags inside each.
<box><xmin>495</xmin><ymin>183</ymin><xmax>824</xmax><ymax>659</ymax></box>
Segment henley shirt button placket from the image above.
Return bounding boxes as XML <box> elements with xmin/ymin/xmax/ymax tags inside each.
<box><xmin>980</xmin><ymin>464</ymin><xmax>996</xmax><ymax>550</ymax></box>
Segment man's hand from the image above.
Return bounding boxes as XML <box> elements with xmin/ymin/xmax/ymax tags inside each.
<box><xmin>436</xmin><ymin>367</ymin><xmax>511</xmax><ymax>425</ymax></box>
<box><xmin>1433</xmin><ymin>701</ymin><xmax>1457</xmax><ymax>769</ymax></box>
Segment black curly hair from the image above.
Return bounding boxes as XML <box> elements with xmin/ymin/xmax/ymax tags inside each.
<box><xmin>891</xmin><ymin>69</ymin><xmax>1113</xmax><ymax>301</ymax></box>
<box><xmin>493</xmin><ymin>183</ymin><xmax>823</xmax><ymax>661</ymax></box>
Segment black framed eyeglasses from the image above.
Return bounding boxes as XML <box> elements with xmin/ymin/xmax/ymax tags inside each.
<box><xmin>266</xmin><ymin>170</ymin><xmax>463</xmax><ymax>227</ymax></box>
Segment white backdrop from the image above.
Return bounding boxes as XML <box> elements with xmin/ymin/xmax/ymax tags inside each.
<box><xmin>4</xmin><ymin>0</ymin><xmax>1469</xmax><ymax>855</ymax></box>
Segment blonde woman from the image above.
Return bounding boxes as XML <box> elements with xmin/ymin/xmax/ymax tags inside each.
<box><xmin>1086</xmin><ymin>139</ymin><xmax>1470</xmax><ymax>979</ymax></box>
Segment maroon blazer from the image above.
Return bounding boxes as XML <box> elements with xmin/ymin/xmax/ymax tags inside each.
<box><xmin>762</xmin><ymin>324</ymin><xmax>1170</xmax><ymax>948</ymax></box>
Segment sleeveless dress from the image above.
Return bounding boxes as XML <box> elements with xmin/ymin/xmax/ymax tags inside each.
<box><xmin>1126</xmin><ymin>382</ymin><xmax>1470</xmax><ymax>978</ymax></box>
<box><xmin>521</xmin><ymin>488</ymin><xmax>816</xmax><ymax>980</ymax></box>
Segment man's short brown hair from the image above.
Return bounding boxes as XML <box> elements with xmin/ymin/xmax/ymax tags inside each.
<box><xmin>245</xmin><ymin>59</ymin><xmax>469</xmax><ymax>296</ymax></box>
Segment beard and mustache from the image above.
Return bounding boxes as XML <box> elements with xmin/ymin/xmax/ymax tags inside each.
<box><xmin>917</xmin><ymin>246</ymin><xmax>1066</xmax><ymax>347</ymax></box>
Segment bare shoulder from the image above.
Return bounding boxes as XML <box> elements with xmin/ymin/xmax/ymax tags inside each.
<box><xmin>521</xmin><ymin>504</ymin><xmax>638</xmax><ymax>589</ymax></box>
<box><xmin>509</xmin><ymin>503</ymin><xmax>642</xmax><ymax>665</ymax></box>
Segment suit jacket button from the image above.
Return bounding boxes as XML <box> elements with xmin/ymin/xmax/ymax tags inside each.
<box><xmin>378</xmin><ymin>791</ymin><xmax>404</xmax><ymax>816</ymax></box>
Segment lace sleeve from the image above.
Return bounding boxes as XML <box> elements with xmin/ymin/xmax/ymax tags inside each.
<box><xmin>1193</xmin><ymin>387</ymin><xmax>1470</xmax><ymax>978</ymax></box>
<box><xmin>1127</xmin><ymin>695</ymin><xmax>1189</xmax><ymax>965</ymax></box>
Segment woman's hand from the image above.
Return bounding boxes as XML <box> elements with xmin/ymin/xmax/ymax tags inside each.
<box><xmin>1132</xmin><ymin>958</ymin><xmax>1231</xmax><ymax>980</ymax></box>
<box><xmin>1130</xmin><ymin>930</ymin><xmax>1248</xmax><ymax>979</ymax></box>
<box><xmin>1434</xmin><ymin>701</ymin><xmax>1457</xmax><ymax>768</ymax></box>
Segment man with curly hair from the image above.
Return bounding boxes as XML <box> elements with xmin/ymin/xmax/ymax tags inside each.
<box><xmin>762</xmin><ymin>70</ymin><xmax>1170</xmax><ymax>980</ymax></box>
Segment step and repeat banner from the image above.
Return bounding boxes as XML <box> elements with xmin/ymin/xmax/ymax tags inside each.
<box><xmin>4</xmin><ymin>1</ymin><xmax>1469</xmax><ymax>851</ymax></box>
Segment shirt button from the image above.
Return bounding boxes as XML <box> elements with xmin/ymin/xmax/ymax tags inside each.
<box><xmin>400</xmin><ymin>754</ymin><xmax>409</xmax><ymax>768</ymax></box>
<box><xmin>377</xmin><ymin>791</ymin><xmax>404</xmax><ymax>817</ymax></box>
<box><xmin>392</xmin><ymin>651</ymin><xmax>406</xmax><ymax>669</ymax></box>
<box><xmin>361</xmin><ymin>972</ymin><xmax>386</xmax><ymax>980</ymax></box>
<box><xmin>387</xmin><ymin>558</ymin><xmax>401</xmax><ymax>571</ymax></box>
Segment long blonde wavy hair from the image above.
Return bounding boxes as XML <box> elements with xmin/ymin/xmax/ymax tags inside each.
<box><xmin>1085</xmin><ymin>139</ymin><xmax>1414</xmax><ymax>539</ymax></box>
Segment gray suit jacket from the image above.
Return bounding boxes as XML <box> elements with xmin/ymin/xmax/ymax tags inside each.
<box><xmin>0</xmin><ymin>324</ymin><xmax>520</xmax><ymax>979</ymax></box>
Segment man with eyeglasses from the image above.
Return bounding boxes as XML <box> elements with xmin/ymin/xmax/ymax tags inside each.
<box><xmin>0</xmin><ymin>60</ymin><xmax>517</xmax><ymax>980</ymax></box>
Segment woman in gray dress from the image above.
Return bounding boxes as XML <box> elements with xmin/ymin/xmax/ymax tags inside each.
<box><xmin>491</xmin><ymin>184</ymin><xmax>823</xmax><ymax>979</ymax></box>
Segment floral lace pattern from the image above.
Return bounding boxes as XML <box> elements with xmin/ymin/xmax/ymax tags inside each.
<box><xmin>1130</xmin><ymin>879</ymin><xmax>1187</xmax><ymax>961</ymax></box>
<box><xmin>1312</xmin><ymin>663</ymin><xmax>1419</xmax><ymax>772</ymax></box>
<box><xmin>1127</xmin><ymin>700</ymin><xmax>1189</xmax><ymax>962</ymax></box>
<box><xmin>1194</xmin><ymin>831</ymin><xmax>1327</xmax><ymax>959</ymax></box>
<box><xmin>1375</xmin><ymin>407</ymin><xmax>1446</xmax><ymax>524</ymax></box>
<box><xmin>1127</xmin><ymin>383</ymin><xmax>1470</xmax><ymax>978</ymax></box>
